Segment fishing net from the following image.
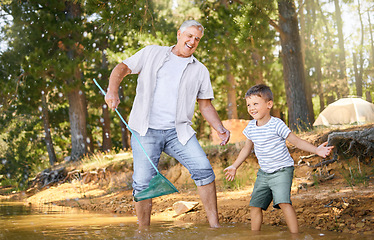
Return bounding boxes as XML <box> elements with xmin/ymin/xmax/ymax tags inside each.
<box><xmin>134</xmin><ymin>172</ymin><xmax>179</xmax><ymax>202</ymax></box>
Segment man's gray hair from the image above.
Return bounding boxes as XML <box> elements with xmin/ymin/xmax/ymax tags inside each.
<box><xmin>179</xmin><ymin>20</ymin><xmax>204</xmax><ymax>35</ymax></box>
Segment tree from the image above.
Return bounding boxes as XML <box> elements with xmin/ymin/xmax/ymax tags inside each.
<box><xmin>41</xmin><ymin>90</ymin><xmax>57</xmax><ymax>165</ymax></box>
<box><xmin>84</xmin><ymin>0</ymin><xmax>160</xmax><ymax>151</ymax></box>
<box><xmin>1</xmin><ymin>1</ymin><xmax>62</xmax><ymax>167</ymax></box>
<box><xmin>298</xmin><ymin>0</ymin><xmax>315</xmax><ymax>122</ymax></box>
<box><xmin>276</xmin><ymin>0</ymin><xmax>311</xmax><ymax>130</ymax></box>
<box><xmin>333</xmin><ymin>0</ymin><xmax>349</xmax><ymax>97</ymax></box>
<box><xmin>236</xmin><ymin>1</ymin><xmax>285</xmax><ymax>119</ymax></box>
<box><xmin>367</xmin><ymin>10</ymin><xmax>374</xmax><ymax>102</ymax></box>
<box><xmin>197</xmin><ymin>0</ymin><xmax>242</xmax><ymax>120</ymax></box>
<box><xmin>64</xmin><ymin>1</ymin><xmax>88</xmax><ymax>160</ymax></box>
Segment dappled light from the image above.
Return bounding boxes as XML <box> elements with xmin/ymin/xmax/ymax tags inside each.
<box><xmin>0</xmin><ymin>0</ymin><xmax>373</xmax><ymax>238</ymax></box>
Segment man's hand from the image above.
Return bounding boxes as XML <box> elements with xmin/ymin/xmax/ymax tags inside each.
<box><xmin>105</xmin><ymin>62</ymin><xmax>131</xmax><ymax>110</ymax></box>
<box><xmin>105</xmin><ymin>91</ymin><xmax>120</xmax><ymax>110</ymax></box>
<box><xmin>217</xmin><ymin>128</ymin><xmax>230</xmax><ymax>146</ymax></box>
<box><xmin>224</xmin><ymin>165</ymin><xmax>237</xmax><ymax>181</ymax></box>
<box><xmin>316</xmin><ymin>142</ymin><xmax>334</xmax><ymax>158</ymax></box>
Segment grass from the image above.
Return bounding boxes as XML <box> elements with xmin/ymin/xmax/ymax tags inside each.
<box><xmin>339</xmin><ymin>157</ymin><xmax>372</xmax><ymax>188</ymax></box>
<box><xmin>69</xmin><ymin>150</ymin><xmax>133</xmax><ymax>172</ymax></box>
<box><xmin>220</xmin><ymin>162</ymin><xmax>257</xmax><ymax>191</ymax></box>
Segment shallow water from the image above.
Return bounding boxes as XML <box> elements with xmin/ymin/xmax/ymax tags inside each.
<box><xmin>0</xmin><ymin>201</ymin><xmax>371</xmax><ymax>240</ymax></box>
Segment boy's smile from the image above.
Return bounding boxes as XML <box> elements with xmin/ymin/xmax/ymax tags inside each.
<box><xmin>246</xmin><ymin>95</ymin><xmax>273</xmax><ymax>126</ymax></box>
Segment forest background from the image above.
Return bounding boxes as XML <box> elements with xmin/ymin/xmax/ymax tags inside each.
<box><xmin>0</xmin><ymin>0</ymin><xmax>373</xmax><ymax>190</ymax></box>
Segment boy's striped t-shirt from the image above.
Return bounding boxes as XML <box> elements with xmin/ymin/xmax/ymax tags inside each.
<box><xmin>243</xmin><ymin>116</ymin><xmax>294</xmax><ymax>173</ymax></box>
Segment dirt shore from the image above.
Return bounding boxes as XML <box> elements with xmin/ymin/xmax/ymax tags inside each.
<box><xmin>14</xmin><ymin>171</ymin><xmax>373</xmax><ymax>236</ymax></box>
<box><xmin>1</xmin><ymin>126</ymin><xmax>374</xmax><ymax>236</ymax></box>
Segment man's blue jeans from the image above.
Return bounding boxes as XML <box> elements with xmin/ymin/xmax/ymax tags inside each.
<box><xmin>131</xmin><ymin>128</ymin><xmax>215</xmax><ymax>195</ymax></box>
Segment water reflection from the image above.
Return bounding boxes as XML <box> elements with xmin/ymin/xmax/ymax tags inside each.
<box><xmin>0</xmin><ymin>202</ymin><xmax>371</xmax><ymax>240</ymax></box>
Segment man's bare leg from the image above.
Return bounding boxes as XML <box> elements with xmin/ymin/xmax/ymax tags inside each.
<box><xmin>135</xmin><ymin>198</ymin><xmax>152</xmax><ymax>229</ymax></box>
<box><xmin>197</xmin><ymin>181</ymin><xmax>221</xmax><ymax>228</ymax></box>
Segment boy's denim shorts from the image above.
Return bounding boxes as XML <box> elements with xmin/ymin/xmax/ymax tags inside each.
<box><xmin>131</xmin><ymin>128</ymin><xmax>215</xmax><ymax>195</ymax></box>
<box><xmin>249</xmin><ymin>166</ymin><xmax>294</xmax><ymax>210</ymax></box>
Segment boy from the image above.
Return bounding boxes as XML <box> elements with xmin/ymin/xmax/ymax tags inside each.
<box><xmin>224</xmin><ymin>84</ymin><xmax>333</xmax><ymax>233</ymax></box>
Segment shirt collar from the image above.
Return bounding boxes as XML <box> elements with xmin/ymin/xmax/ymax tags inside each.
<box><xmin>168</xmin><ymin>45</ymin><xmax>196</xmax><ymax>63</ymax></box>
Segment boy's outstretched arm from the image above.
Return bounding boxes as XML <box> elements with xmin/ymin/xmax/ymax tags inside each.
<box><xmin>286</xmin><ymin>133</ymin><xmax>334</xmax><ymax>158</ymax></box>
<box><xmin>224</xmin><ymin>139</ymin><xmax>253</xmax><ymax>181</ymax></box>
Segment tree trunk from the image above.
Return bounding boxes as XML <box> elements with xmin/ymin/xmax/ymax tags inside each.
<box><xmin>224</xmin><ymin>61</ymin><xmax>238</xmax><ymax>119</ymax></box>
<box><xmin>353</xmin><ymin>53</ymin><xmax>362</xmax><ymax>97</ymax></box>
<box><xmin>366</xmin><ymin>91</ymin><xmax>372</xmax><ymax>103</ymax></box>
<box><xmin>101</xmin><ymin>103</ymin><xmax>112</xmax><ymax>152</ymax></box>
<box><xmin>41</xmin><ymin>90</ymin><xmax>57</xmax><ymax>166</ymax></box>
<box><xmin>220</xmin><ymin>0</ymin><xmax>238</xmax><ymax>120</ymax></box>
<box><xmin>101</xmin><ymin>48</ymin><xmax>112</xmax><ymax>152</ymax></box>
<box><xmin>327</xmin><ymin>95</ymin><xmax>334</xmax><ymax>105</ymax></box>
<box><xmin>316</xmin><ymin>51</ymin><xmax>325</xmax><ymax>112</ymax></box>
<box><xmin>278</xmin><ymin>0</ymin><xmax>311</xmax><ymax>131</ymax></box>
<box><xmin>83</xmin><ymin>91</ymin><xmax>95</xmax><ymax>153</ymax></box>
<box><xmin>367</xmin><ymin>12</ymin><xmax>374</xmax><ymax>104</ymax></box>
<box><xmin>356</xmin><ymin>0</ymin><xmax>364</xmax><ymax>98</ymax></box>
<box><xmin>65</xmin><ymin>1</ymin><xmax>87</xmax><ymax>161</ymax></box>
<box><xmin>67</xmin><ymin>87</ymin><xmax>88</xmax><ymax>161</ymax></box>
<box><xmin>298</xmin><ymin>0</ymin><xmax>315</xmax><ymax>123</ymax></box>
<box><xmin>368</xmin><ymin>12</ymin><xmax>374</xmax><ymax>67</ymax></box>
<box><xmin>333</xmin><ymin>0</ymin><xmax>349</xmax><ymax>97</ymax></box>
<box><xmin>251</xmin><ymin>47</ymin><xmax>264</xmax><ymax>85</ymax></box>
<box><xmin>118</xmin><ymin>86</ymin><xmax>130</xmax><ymax>150</ymax></box>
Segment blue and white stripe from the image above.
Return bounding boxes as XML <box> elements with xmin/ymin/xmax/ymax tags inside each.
<box><xmin>243</xmin><ymin>117</ymin><xmax>294</xmax><ymax>173</ymax></box>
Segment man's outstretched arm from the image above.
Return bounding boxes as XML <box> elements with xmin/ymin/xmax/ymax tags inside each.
<box><xmin>198</xmin><ymin>99</ymin><xmax>230</xmax><ymax>145</ymax></box>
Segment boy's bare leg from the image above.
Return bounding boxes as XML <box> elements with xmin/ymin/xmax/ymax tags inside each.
<box><xmin>278</xmin><ymin>203</ymin><xmax>299</xmax><ymax>233</ymax></box>
<box><xmin>197</xmin><ymin>181</ymin><xmax>221</xmax><ymax>228</ymax></box>
<box><xmin>135</xmin><ymin>198</ymin><xmax>152</xmax><ymax>229</ymax></box>
<box><xmin>250</xmin><ymin>206</ymin><xmax>263</xmax><ymax>231</ymax></box>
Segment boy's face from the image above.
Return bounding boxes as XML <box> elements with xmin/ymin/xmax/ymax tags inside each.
<box><xmin>246</xmin><ymin>95</ymin><xmax>273</xmax><ymax>123</ymax></box>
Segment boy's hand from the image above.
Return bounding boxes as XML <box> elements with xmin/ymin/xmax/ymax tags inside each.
<box><xmin>224</xmin><ymin>165</ymin><xmax>237</xmax><ymax>181</ymax></box>
<box><xmin>316</xmin><ymin>142</ymin><xmax>334</xmax><ymax>158</ymax></box>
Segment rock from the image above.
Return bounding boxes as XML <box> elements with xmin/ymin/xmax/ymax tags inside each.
<box><xmin>173</xmin><ymin>201</ymin><xmax>199</xmax><ymax>215</ymax></box>
<box><xmin>296</xmin><ymin>207</ymin><xmax>304</xmax><ymax>213</ymax></box>
<box><xmin>356</xmin><ymin>222</ymin><xmax>365</xmax><ymax>228</ymax></box>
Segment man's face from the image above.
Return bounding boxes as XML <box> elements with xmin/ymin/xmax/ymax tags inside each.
<box><xmin>175</xmin><ymin>26</ymin><xmax>203</xmax><ymax>57</ymax></box>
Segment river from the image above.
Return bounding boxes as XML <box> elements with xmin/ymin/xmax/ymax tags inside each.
<box><xmin>0</xmin><ymin>201</ymin><xmax>371</xmax><ymax>239</ymax></box>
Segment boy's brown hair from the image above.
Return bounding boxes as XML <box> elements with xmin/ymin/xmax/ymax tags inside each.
<box><xmin>245</xmin><ymin>84</ymin><xmax>273</xmax><ymax>101</ymax></box>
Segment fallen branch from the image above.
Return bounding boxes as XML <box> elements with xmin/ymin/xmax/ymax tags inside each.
<box><xmin>327</xmin><ymin>127</ymin><xmax>374</xmax><ymax>162</ymax></box>
<box><xmin>312</xmin><ymin>158</ymin><xmax>337</xmax><ymax>168</ymax></box>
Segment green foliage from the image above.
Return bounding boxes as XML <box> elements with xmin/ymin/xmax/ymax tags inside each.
<box><xmin>0</xmin><ymin>116</ymin><xmax>50</xmax><ymax>190</ymax></box>
<box><xmin>0</xmin><ymin>0</ymin><xmax>373</xmax><ymax>189</ymax></box>
<box><xmin>193</xmin><ymin>0</ymin><xmax>286</xmax><ymax>123</ymax></box>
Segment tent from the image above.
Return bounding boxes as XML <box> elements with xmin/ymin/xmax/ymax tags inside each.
<box><xmin>313</xmin><ymin>97</ymin><xmax>374</xmax><ymax>126</ymax></box>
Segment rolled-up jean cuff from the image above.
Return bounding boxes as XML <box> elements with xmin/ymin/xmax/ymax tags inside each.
<box><xmin>132</xmin><ymin>189</ymin><xmax>142</xmax><ymax>197</ymax></box>
<box><xmin>194</xmin><ymin>173</ymin><xmax>215</xmax><ymax>187</ymax></box>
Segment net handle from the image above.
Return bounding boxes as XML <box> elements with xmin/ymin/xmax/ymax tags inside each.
<box><xmin>93</xmin><ymin>79</ymin><xmax>159</xmax><ymax>173</ymax></box>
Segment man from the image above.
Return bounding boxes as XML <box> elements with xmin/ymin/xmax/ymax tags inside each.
<box><xmin>105</xmin><ymin>20</ymin><xmax>230</xmax><ymax>228</ymax></box>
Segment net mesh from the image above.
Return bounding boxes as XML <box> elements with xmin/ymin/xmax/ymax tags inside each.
<box><xmin>134</xmin><ymin>173</ymin><xmax>178</xmax><ymax>202</ymax></box>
